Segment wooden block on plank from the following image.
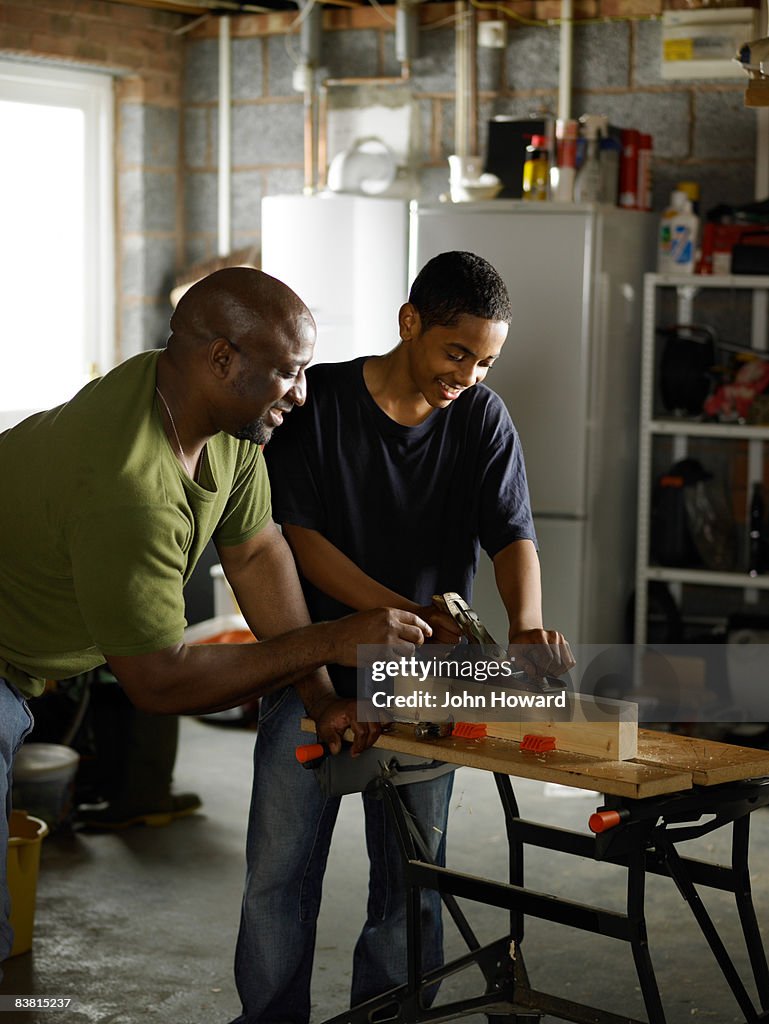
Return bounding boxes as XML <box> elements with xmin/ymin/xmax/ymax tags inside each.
<box><xmin>487</xmin><ymin>717</ymin><xmax>637</xmax><ymax>762</ymax></box>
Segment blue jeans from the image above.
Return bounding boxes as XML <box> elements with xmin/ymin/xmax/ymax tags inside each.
<box><xmin>231</xmin><ymin>688</ymin><xmax>454</xmax><ymax>1024</ymax></box>
<box><xmin>0</xmin><ymin>678</ymin><xmax>35</xmax><ymax>976</ymax></box>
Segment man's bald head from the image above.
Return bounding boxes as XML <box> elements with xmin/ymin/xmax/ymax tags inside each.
<box><xmin>169</xmin><ymin>267</ymin><xmax>314</xmax><ymax>353</ymax></box>
<box><xmin>162</xmin><ymin>266</ymin><xmax>315</xmax><ymax>447</ymax></box>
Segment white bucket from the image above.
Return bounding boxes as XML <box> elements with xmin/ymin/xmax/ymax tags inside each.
<box><xmin>12</xmin><ymin>743</ymin><xmax>80</xmax><ymax>828</ymax></box>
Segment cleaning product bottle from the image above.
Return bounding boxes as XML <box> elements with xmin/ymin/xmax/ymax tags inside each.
<box><xmin>522</xmin><ymin>135</ymin><xmax>549</xmax><ymax>201</ymax></box>
<box><xmin>658</xmin><ymin>190</ymin><xmax>699</xmax><ymax>274</ymax></box>
<box><xmin>598</xmin><ymin>127</ymin><xmax>621</xmax><ymax>205</ymax></box>
<box><xmin>574</xmin><ymin>115</ymin><xmax>603</xmax><ymax>203</ymax></box>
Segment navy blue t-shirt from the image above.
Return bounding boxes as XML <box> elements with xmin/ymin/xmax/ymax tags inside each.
<box><xmin>264</xmin><ymin>357</ymin><xmax>536</xmax><ymax>697</ymax></box>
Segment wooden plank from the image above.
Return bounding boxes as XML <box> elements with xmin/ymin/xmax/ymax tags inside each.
<box><xmin>388</xmin><ymin>674</ymin><xmax>638</xmax><ymax>761</ymax></box>
<box><xmin>300</xmin><ymin>720</ymin><xmax>689</xmax><ymax>800</ymax></box>
<box><xmin>634</xmin><ymin>729</ymin><xmax>769</xmax><ymax>786</ymax></box>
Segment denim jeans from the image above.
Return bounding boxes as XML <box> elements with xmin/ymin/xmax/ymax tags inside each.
<box><xmin>231</xmin><ymin>688</ymin><xmax>454</xmax><ymax>1024</ymax></box>
<box><xmin>0</xmin><ymin>678</ymin><xmax>35</xmax><ymax>976</ymax></box>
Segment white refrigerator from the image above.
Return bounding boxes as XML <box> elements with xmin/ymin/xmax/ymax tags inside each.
<box><xmin>410</xmin><ymin>202</ymin><xmax>656</xmax><ymax>644</ymax></box>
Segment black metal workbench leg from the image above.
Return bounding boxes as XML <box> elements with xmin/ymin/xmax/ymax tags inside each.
<box><xmin>492</xmin><ymin>774</ymin><xmax>542</xmax><ymax>1023</ymax></box>
<box><xmin>732</xmin><ymin>814</ymin><xmax>769</xmax><ymax>1010</ymax></box>
<box><xmin>494</xmin><ymin>774</ymin><xmax>525</xmax><ymax>943</ymax></box>
<box><xmin>627</xmin><ymin>844</ymin><xmax>667</xmax><ymax>1024</ymax></box>
<box><xmin>659</xmin><ymin>835</ymin><xmax>760</xmax><ymax>1022</ymax></box>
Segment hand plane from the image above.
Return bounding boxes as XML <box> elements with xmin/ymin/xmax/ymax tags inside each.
<box><xmin>432</xmin><ymin>591</ymin><xmax>573</xmax><ymax>701</ymax></box>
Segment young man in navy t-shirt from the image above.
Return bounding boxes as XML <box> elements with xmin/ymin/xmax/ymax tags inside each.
<box><xmin>230</xmin><ymin>251</ymin><xmax>573</xmax><ymax>1024</ymax></box>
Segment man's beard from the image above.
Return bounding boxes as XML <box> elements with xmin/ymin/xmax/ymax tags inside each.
<box><xmin>234</xmin><ymin>417</ymin><xmax>273</xmax><ymax>445</ymax></box>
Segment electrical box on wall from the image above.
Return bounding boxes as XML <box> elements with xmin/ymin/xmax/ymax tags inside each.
<box><xmin>661</xmin><ymin>7</ymin><xmax>759</xmax><ymax>79</ymax></box>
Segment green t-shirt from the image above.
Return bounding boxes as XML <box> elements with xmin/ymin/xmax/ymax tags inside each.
<box><xmin>0</xmin><ymin>350</ymin><xmax>271</xmax><ymax>698</ymax></box>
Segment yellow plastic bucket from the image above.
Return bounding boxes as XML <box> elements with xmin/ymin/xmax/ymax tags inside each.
<box><xmin>7</xmin><ymin>809</ymin><xmax>48</xmax><ymax>957</ymax></box>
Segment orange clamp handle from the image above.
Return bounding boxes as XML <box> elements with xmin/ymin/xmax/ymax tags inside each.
<box><xmin>295</xmin><ymin>742</ymin><xmax>327</xmax><ymax>765</ymax></box>
<box><xmin>588</xmin><ymin>809</ymin><xmax>629</xmax><ymax>834</ymax></box>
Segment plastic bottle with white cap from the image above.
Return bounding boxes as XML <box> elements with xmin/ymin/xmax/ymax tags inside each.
<box><xmin>658</xmin><ymin>189</ymin><xmax>699</xmax><ymax>274</ymax></box>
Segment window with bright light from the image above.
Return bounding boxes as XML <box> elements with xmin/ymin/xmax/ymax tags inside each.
<box><xmin>0</xmin><ymin>61</ymin><xmax>114</xmax><ymax>424</ymax></box>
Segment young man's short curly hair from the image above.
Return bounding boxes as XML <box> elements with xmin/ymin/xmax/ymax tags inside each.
<box><xmin>408</xmin><ymin>251</ymin><xmax>512</xmax><ymax>334</ymax></box>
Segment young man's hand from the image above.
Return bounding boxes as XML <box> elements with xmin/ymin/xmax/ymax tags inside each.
<box><xmin>415</xmin><ymin>605</ymin><xmax>465</xmax><ymax>645</ymax></box>
<box><xmin>508</xmin><ymin>628</ymin><xmax>575</xmax><ymax>679</ymax></box>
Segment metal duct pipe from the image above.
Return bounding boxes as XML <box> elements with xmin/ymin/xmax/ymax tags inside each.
<box><xmin>454</xmin><ymin>0</ymin><xmax>477</xmax><ymax>157</ymax></box>
<box><xmin>299</xmin><ymin>0</ymin><xmax>322</xmax><ymax>193</ymax></box>
<box><xmin>396</xmin><ymin>0</ymin><xmax>419</xmax><ymax>69</ymax></box>
<box><xmin>300</xmin><ymin>0</ymin><xmax>322</xmax><ymax>68</ymax></box>
<box><xmin>467</xmin><ymin>5</ymin><xmax>477</xmax><ymax>156</ymax></box>
<box><xmin>218</xmin><ymin>15</ymin><xmax>231</xmax><ymax>256</ymax></box>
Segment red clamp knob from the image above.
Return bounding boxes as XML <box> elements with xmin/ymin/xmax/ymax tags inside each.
<box><xmin>295</xmin><ymin>742</ymin><xmax>328</xmax><ymax>767</ymax></box>
<box><xmin>588</xmin><ymin>809</ymin><xmax>629</xmax><ymax>834</ymax></box>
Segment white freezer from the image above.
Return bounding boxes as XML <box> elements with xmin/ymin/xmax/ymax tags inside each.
<box><xmin>261</xmin><ymin>193</ymin><xmax>409</xmax><ymax>365</ymax></box>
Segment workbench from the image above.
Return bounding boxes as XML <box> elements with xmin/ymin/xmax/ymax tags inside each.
<box><xmin>305</xmin><ymin>723</ymin><xmax>769</xmax><ymax>1024</ymax></box>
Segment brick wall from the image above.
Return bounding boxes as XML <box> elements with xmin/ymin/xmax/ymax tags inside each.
<box><xmin>183</xmin><ymin>3</ymin><xmax>759</xmax><ymax>262</ymax></box>
<box><xmin>0</xmin><ymin>0</ymin><xmax>186</xmax><ymax>357</ymax></box>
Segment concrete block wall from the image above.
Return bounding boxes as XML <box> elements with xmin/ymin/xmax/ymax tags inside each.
<box><xmin>0</xmin><ymin>0</ymin><xmax>761</xmax><ymax>356</ymax></box>
<box><xmin>184</xmin><ymin>2</ymin><xmax>759</xmax><ymax>257</ymax></box>
<box><xmin>0</xmin><ymin>0</ymin><xmax>185</xmax><ymax>359</ymax></box>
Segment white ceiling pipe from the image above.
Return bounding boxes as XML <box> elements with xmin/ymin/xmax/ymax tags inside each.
<box><xmin>299</xmin><ymin>1</ymin><xmax>323</xmax><ymax>193</ymax></box>
<box><xmin>557</xmin><ymin>0</ymin><xmax>573</xmax><ymax>122</ymax></box>
<box><xmin>455</xmin><ymin>1</ymin><xmax>467</xmax><ymax>157</ymax></box>
<box><xmin>218</xmin><ymin>15</ymin><xmax>232</xmax><ymax>257</ymax></box>
<box><xmin>455</xmin><ymin>0</ymin><xmax>478</xmax><ymax>158</ymax></box>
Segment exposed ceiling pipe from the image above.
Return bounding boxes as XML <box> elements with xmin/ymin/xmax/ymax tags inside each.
<box><xmin>467</xmin><ymin>5</ymin><xmax>477</xmax><ymax>156</ymax></box>
<box><xmin>298</xmin><ymin>0</ymin><xmax>322</xmax><ymax>193</ymax></box>
<box><xmin>454</xmin><ymin>0</ymin><xmax>477</xmax><ymax>158</ymax></box>
<box><xmin>218</xmin><ymin>15</ymin><xmax>232</xmax><ymax>256</ymax></box>
<box><xmin>557</xmin><ymin>0</ymin><xmax>573</xmax><ymax>122</ymax></box>
<box><xmin>395</xmin><ymin>0</ymin><xmax>419</xmax><ymax>76</ymax></box>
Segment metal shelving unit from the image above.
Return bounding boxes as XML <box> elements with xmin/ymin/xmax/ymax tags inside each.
<box><xmin>634</xmin><ymin>273</ymin><xmax>769</xmax><ymax>643</ymax></box>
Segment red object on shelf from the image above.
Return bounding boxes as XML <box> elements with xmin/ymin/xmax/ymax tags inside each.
<box><xmin>698</xmin><ymin>222</ymin><xmax>769</xmax><ymax>275</ymax></box>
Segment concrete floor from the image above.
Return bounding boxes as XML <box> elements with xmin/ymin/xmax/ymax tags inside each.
<box><xmin>2</xmin><ymin>717</ymin><xmax>769</xmax><ymax>1024</ymax></box>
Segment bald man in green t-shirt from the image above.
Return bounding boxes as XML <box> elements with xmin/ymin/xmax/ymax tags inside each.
<box><xmin>0</xmin><ymin>268</ymin><xmax>431</xmax><ymax>974</ymax></box>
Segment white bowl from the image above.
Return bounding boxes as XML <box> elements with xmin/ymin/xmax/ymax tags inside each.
<box><xmin>451</xmin><ymin>173</ymin><xmax>503</xmax><ymax>202</ymax></box>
